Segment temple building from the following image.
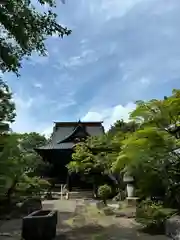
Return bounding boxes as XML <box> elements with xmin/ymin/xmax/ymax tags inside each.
<box><xmin>35</xmin><ymin>121</ymin><xmax>105</xmax><ymax>190</ymax></box>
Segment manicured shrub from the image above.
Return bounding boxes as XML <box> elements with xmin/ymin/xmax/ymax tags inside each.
<box><xmin>16</xmin><ymin>175</ymin><xmax>50</xmax><ymax>198</ymax></box>
<box><xmin>98</xmin><ymin>184</ymin><xmax>111</xmax><ymax>205</ymax></box>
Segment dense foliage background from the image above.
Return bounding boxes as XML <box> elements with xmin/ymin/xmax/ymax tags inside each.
<box><xmin>68</xmin><ymin>89</ymin><xmax>180</xmax><ymax>209</ymax></box>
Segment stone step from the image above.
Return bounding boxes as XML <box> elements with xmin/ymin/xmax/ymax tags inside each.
<box><xmin>69</xmin><ymin>191</ymin><xmax>93</xmax><ymax>199</ymax></box>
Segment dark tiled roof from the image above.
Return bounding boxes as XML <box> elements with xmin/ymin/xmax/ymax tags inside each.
<box><xmin>59</xmin><ymin>123</ymin><xmax>90</xmax><ymax>143</ymax></box>
<box><xmin>37</xmin><ymin>121</ymin><xmax>104</xmax><ymax>150</ymax></box>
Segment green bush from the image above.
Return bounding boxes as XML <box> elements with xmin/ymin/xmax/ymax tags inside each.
<box><xmin>98</xmin><ymin>184</ymin><xmax>111</xmax><ymax>205</ymax></box>
<box><xmin>136</xmin><ymin>199</ymin><xmax>177</xmax><ymax>233</ymax></box>
<box><xmin>15</xmin><ymin>175</ymin><xmax>50</xmax><ymax>198</ymax></box>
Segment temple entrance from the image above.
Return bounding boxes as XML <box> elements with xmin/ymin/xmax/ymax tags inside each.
<box><xmin>35</xmin><ymin>121</ymin><xmax>105</xmax><ymax>193</ymax></box>
<box><xmin>68</xmin><ymin>172</ymin><xmax>92</xmax><ymax>191</ymax></box>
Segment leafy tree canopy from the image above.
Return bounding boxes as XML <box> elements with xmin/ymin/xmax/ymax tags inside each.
<box><xmin>108</xmin><ymin>119</ymin><xmax>139</xmax><ymax>138</ymax></box>
<box><xmin>113</xmin><ymin>89</ymin><xmax>180</xmax><ymax>205</ymax></box>
<box><xmin>20</xmin><ymin>132</ymin><xmax>47</xmax><ymax>152</ymax></box>
<box><xmin>130</xmin><ymin>89</ymin><xmax>180</xmax><ymax>133</ymax></box>
<box><xmin>0</xmin><ymin>79</ymin><xmax>16</xmax><ymax>132</ymax></box>
<box><xmin>0</xmin><ymin>132</ymin><xmax>48</xmax><ymax>199</ymax></box>
<box><xmin>0</xmin><ymin>0</ymin><xmax>71</xmax><ymax>74</ymax></box>
<box><xmin>67</xmin><ymin>120</ymin><xmax>139</xmax><ymax>188</ymax></box>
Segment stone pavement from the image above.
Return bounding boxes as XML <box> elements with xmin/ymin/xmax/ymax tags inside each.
<box><xmin>0</xmin><ymin>199</ymin><xmax>170</xmax><ymax>240</ymax></box>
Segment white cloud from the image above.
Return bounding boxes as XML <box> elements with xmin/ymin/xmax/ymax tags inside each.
<box><xmin>42</xmin><ymin>124</ymin><xmax>54</xmax><ymax>138</ymax></box>
<box><xmin>13</xmin><ymin>94</ymin><xmax>34</xmax><ymax>109</ymax></box>
<box><xmin>11</xmin><ymin>95</ymin><xmax>35</xmax><ymax>133</ymax></box>
<box><xmin>40</xmin><ymin>102</ymin><xmax>136</xmax><ymax>138</ymax></box>
<box><xmin>11</xmin><ymin>94</ymin><xmax>51</xmax><ymax>134</ymax></box>
<box><xmin>57</xmin><ymin>49</ymin><xmax>98</xmax><ymax>69</ymax></box>
<box><xmin>82</xmin><ymin>102</ymin><xmax>136</xmax><ymax>131</ymax></box>
<box><xmin>101</xmin><ymin>0</ymin><xmax>143</xmax><ymax>20</ymax></box>
<box><xmin>33</xmin><ymin>82</ymin><xmax>43</xmax><ymax>89</ymax></box>
<box><xmin>10</xmin><ymin>92</ymin><xmax>76</xmax><ymax>136</ymax></box>
<box><xmin>139</xmin><ymin>77</ymin><xmax>150</xmax><ymax>86</ymax></box>
<box><xmin>28</xmin><ymin>52</ymin><xmax>49</xmax><ymax>66</ymax></box>
<box><xmin>8</xmin><ymin>0</ymin><xmax>180</xmax><ymax>137</ymax></box>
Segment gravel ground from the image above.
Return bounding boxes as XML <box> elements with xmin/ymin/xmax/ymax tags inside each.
<box><xmin>0</xmin><ymin>199</ymin><xmax>170</xmax><ymax>240</ymax></box>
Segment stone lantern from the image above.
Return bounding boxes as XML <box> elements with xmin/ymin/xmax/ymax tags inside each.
<box><xmin>123</xmin><ymin>172</ymin><xmax>134</xmax><ymax>198</ymax></box>
<box><xmin>123</xmin><ymin>171</ymin><xmax>139</xmax><ymax>207</ymax></box>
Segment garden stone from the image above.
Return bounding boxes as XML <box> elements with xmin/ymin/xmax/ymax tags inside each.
<box><xmin>74</xmin><ymin>204</ymin><xmax>87</xmax><ymax>215</ymax></box>
<box><xmin>96</xmin><ymin>201</ymin><xmax>105</xmax><ymax>210</ymax></box>
<box><xmin>165</xmin><ymin>215</ymin><xmax>180</xmax><ymax>239</ymax></box>
<box><xmin>0</xmin><ymin>232</ymin><xmax>13</xmax><ymax>237</ymax></box>
<box><xmin>103</xmin><ymin>207</ymin><xmax>114</xmax><ymax>216</ymax></box>
<box><xmin>126</xmin><ymin>197</ymin><xmax>139</xmax><ymax>207</ymax></box>
<box><xmin>115</xmin><ymin>209</ymin><xmax>136</xmax><ymax>218</ymax></box>
<box><xmin>115</xmin><ymin>212</ymin><xmax>126</xmax><ymax>218</ymax></box>
<box><xmin>72</xmin><ymin>215</ymin><xmax>86</xmax><ymax>227</ymax></box>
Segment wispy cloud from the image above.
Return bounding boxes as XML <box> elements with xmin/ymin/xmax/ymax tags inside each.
<box><xmin>82</xmin><ymin>102</ymin><xmax>136</xmax><ymax>131</ymax></box>
<box><xmin>33</xmin><ymin>82</ymin><xmax>43</xmax><ymax>89</ymax></box>
<box><xmin>5</xmin><ymin>0</ymin><xmax>180</xmax><ymax>135</ymax></box>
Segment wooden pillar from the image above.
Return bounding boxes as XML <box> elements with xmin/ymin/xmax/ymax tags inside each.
<box><xmin>66</xmin><ymin>173</ymin><xmax>72</xmax><ymax>192</ymax></box>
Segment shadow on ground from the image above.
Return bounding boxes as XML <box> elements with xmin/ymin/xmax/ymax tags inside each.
<box><xmin>56</xmin><ymin>223</ymin><xmax>168</xmax><ymax>240</ymax></box>
<box><xmin>0</xmin><ymin>202</ymin><xmax>169</xmax><ymax>240</ymax></box>
<box><xmin>55</xmin><ymin>211</ymin><xmax>168</xmax><ymax>240</ymax></box>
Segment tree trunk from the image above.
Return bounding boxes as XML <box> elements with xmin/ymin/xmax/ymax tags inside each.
<box><xmin>6</xmin><ymin>177</ymin><xmax>18</xmax><ymax>205</ymax></box>
<box><xmin>93</xmin><ymin>183</ymin><xmax>97</xmax><ymax>198</ymax></box>
<box><xmin>103</xmin><ymin>198</ymin><xmax>107</xmax><ymax>205</ymax></box>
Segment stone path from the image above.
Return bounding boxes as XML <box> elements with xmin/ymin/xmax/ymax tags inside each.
<box><xmin>0</xmin><ymin>199</ymin><xmax>170</xmax><ymax>240</ymax></box>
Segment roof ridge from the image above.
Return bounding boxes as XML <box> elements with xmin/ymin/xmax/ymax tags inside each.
<box><xmin>54</xmin><ymin>121</ymin><xmax>103</xmax><ymax>126</ymax></box>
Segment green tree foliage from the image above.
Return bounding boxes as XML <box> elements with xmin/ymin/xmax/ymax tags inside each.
<box><xmin>67</xmin><ymin>141</ymin><xmax>102</xmax><ymax>191</ymax></box>
<box><xmin>0</xmin><ymin>132</ymin><xmax>49</xmax><ymax>202</ymax></box>
<box><xmin>0</xmin><ymin>79</ymin><xmax>16</xmax><ymax>197</ymax></box>
<box><xmin>130</xmin><ymin>89</ymin><xmax>180</xmax><ymax>134</ymax></box>
<box><xmin>0</xmin><ymin>78</ymin><xmax>49</xmax><ymax>206</ymax></box>
<box><xmin>113</xmin><ymin>89</ymin><xmax>180</xmax><ymax>207</ymax></box>
<box><xmin>19</xmin><ymin>132</ymin><xmax>48</xmax><ymax>175</ymax></box>
<box><xmin>0</xmin><ymin>79</ymin><xmax>16</xmax><ymax>132</ymax></box>
<box><xmin>136</xmin><ymin>199</ymin><xmax>176</xmax><ymax>232</ymax></box>
<box><xmin>20</xmin><ymin>132</ymin><xmax>47</xmax><ymax>152</ymax></box>
<box><xmin>67</xmin><ymin>89</ymin><xmax>180</xmax><ymax>209</ymax></box>
<box><xmin>68</xmin><ymin>136</ymin><xmax>118</xmax><ymax>180</ymax></box>
<box><xmin>0</xmin><ymin>0</ymin><xmax>71</xmax><ymax>74</ymax></box>
<box><xmin>108</xmin><ymin>119</ymin><xmax>139</xmax><ymax>138</ymax></box>
<box><xmin>67</xmin><ymin>121</ymin><xmax>136</xmax><ymax>191</ymax></box>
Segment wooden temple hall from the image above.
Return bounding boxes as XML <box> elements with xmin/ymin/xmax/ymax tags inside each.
<box><xmin>35</xmin><ymin>121</ymin><xmax>105</xmax><ymax>190</ymax></box>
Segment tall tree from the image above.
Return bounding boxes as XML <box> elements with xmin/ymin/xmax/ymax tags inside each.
<box><xmin>0</xmin><ymin>79</ymin><xmax>16</xmax><ymax>198</ymax></box>
<box><xmin>68</xmin><ymin>120</ymin><xmax>140</xmax><ymax>193</ymax></box>
<box><xmin>0</xmin><ymin>132</ymin><xmax>49</xmax><ymax>202</ymax></box>
<box><xmin>0</xmin><ymin>78</ymin><xmax>16</xmax><ymax>132</ymax></box>
<box><xmin>0</xmin><ymin>0</ymin><xmax>71</xmax><ymax>74</ymax></box>
<box><xmin>130</xmin><ymin>89</ymin><xmax>180</xmax><ymax>137</ymax></box>
<box><xmin>113</xmin><ymin>89</ymin><xmax>180</xmax><ymax>206</ymax></box>
<box><xmin>108</xmin><ymin>119</ymin><xmax>139</xmax><ymax>138</ymax></box>
<box><xmin>19</xmin><ymin>132</ymin><xmax>51</xmax><ymax>177</ymax></box>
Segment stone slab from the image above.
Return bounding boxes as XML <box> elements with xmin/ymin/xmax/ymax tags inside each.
<box><xmin>166</xmin><ymin>215</ymin><xmax>180</xmax><ymax>239</ymax></box>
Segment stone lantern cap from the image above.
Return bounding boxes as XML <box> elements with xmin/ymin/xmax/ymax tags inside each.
<box><xmin>123</xmin><ymin>172</ymin><xmax>134</xmax><ymax>183</ymax></box>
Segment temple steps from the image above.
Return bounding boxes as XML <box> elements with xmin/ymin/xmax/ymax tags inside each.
<box><xmin>69</xmin><ymin>189</ymin><xmax>93</xmax><ymax>199</ymax></box>
<box><xmin>41</xmin><ymin>188</ymin><xmax>94</xmax><ymax>200</ymax></box>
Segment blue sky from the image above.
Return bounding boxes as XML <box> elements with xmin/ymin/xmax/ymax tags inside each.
<box><xmin>5</xmin><ymin>0</ymin><xmax>180</xmax><ymax>136</ymax></box>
